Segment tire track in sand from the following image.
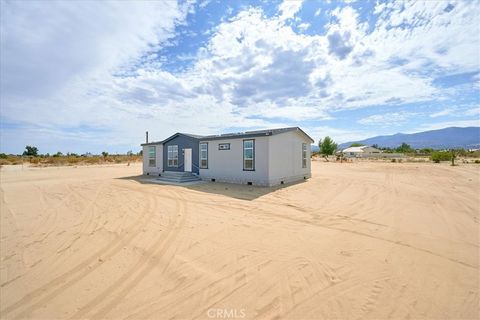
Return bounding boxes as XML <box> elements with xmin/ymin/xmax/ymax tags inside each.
<box><xmin>245</xmin><ymin>203</ymin><xmax>478</xmax><ymax>270</ymax></box>
<box><xmin>70</xmin><ymin>189</ymin><xmax>188</xmax><ymax>319</ymax></box>
<box><xmin>0</xmin><ymin>187</ymin><xmax>158</xmax><ymax>318</ymax></box>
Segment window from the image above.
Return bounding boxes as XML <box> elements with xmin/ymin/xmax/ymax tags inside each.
<box><xmin>243</xmin><ymin>139</ymin><xmax>254</xmax><ymax>170</ymax></box>
<box><xmin>167</xmin><ymin>145</ymin><xmax>178</xmax><ymax>167</ymax></box>
<box><xmin>218</xmin><ymin>143</ymin><xmax>230</xmax><ymax>150</ymax></box>
<box><xmin>200</xmin><ymin>143</ymin><xmax>208</xmax><ymax>168</ymax></box>
<box><xmin>302</xmin><ymin>143</ymin><xmax>307</xmax><ymax>168</ymax></box>
<box><xmin>148</xmin><ymin>146</ymin><xmax>156</xmax><ymax>167</ymax></box>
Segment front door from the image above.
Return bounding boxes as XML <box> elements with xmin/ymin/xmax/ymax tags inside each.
<box><xmin>184</xmin><ymin>148</ymin><xmax>192</xmax><ymax>172</ymax></box>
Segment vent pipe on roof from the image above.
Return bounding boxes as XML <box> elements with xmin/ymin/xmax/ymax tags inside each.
<box><xmin>146</xmin><ymin>131</ymin><xmax>149</xmax><ymax>143</ymax></box>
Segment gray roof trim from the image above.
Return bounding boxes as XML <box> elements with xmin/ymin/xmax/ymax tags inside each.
<box><xmin>141</xmin><ymin>132</ymin><xmax>203</xmax><ymax>146</ymax></box>
<box><xmin>294</xmin><ymin>127</ymin><xmax>315</xmax><ymax>143</ymax></box>
<box><xmin>161</xmin><ymin>132</ymin><xmax>203</xmax><ymax>144</ymax></box>
<box><xmin>200</xmin><ymin>127</ymin><xmax>314</xmax><ymax>143</ymax></box>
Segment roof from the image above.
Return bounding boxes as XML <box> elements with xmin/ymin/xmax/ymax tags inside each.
<box><xmin>141</xmin><ymin>127</ymin><xmax>314</xmax><ymax>146</ymax></box>
<box><xmin>342</xmin><ymin>146</ymin><xmax>367</xmax><ymax>153</ymax></box>
<box><xmin>141</xmin><ymin>132</ymin><xmax>204</xmax><ymax>146</ymax></box>
<box><xmin>342</xmin><ymin>146</ymin><xmax>381</xmax><ymax>153</ymax></box>
<box><xmin>141</xmin><ymin>140</ymin><xmax>163</xmax><ymax>146</ymax></box>
<box><xmin>200</xmin><ymin>127</ymin><xmax>314</xmax><ymax>142</ymax></box>
<box><xmin>161</xmin><ymin>132</ymin><xmax>205</xmax><ymax>144</ymax></box>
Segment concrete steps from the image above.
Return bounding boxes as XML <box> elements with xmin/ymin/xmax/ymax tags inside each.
<box><xmin>157</xmin><ymin>171</ymin><xmax>201</xmax><ymax>183</ymax></box>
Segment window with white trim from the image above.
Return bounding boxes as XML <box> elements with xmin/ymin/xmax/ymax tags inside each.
<box><xmin>167</xmin><ymin>145</ymin><xmax>178</xmax><ymax>167</ymax></box>
<box><xmin>148</xmin><ymin>146</ymin><xmax>156</xmax><ymax>167</ymax></box>
<box><xmin>200</xmin><ymin>143</ymin><xmax>208</xmax><ymax>168</ymax></box>
<box><xmin>302</xmin><ymin>143</ymin><xmax>307</xmax><ymax>168</ymax></box>
<box><xmin>243</xmin><ymin>139</ymin><xmax>254</xmax><ymax>170</ymax></box>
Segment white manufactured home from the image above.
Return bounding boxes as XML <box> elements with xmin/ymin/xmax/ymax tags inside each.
<box><xmin>341</xmin><ymin>146</ymin><xmax>382</xmax><ymax>158</ymax></box>
<box><xmin>141</xmin><ymin>127</ymin><xmax>314</xmax><ymax>186</ymax></box>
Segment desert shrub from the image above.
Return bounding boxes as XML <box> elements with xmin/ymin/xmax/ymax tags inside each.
<box><xmin>7</xmin><ymin>157</ymin><xmax>23</xmax><ymax>165</ymax></box>
<box><xmin>467</xmin><ymin>150</ymin><xmax>480</xmax><ymax>158</ymax></box>
<box><xmin>475</xmin><ymin>160</ymin><xmax>480</xmax><ymax>164</ymax></box>
<box><xmin>431</xmin><ymin>151</ymin><xmax>452</xmax><ymax>163</ymax></box>
<box><xmin>66</xmin><ymin>157</ymin><xmax>80</xmax><ymax>165</ymax></box>
<box><xmin>419</xmin><ymin>148</ymin><xmax>433</xmax><ymax>154</ymax></box>
<box><xmin>29</xmin><ymin>157</ymin><xmax>40</xmax><ymax>164</ymax></box>
<box><xmin>391</xmin><ymin>158</ymin><xmax>396</xmax><ymax>162</ymax></box>
<box><xmin>0</xmin><ymin>154</ymin><xmax>141</xmax><ymax>167</ymax></box>
<box><xmin>0</xmin><ymin>153</ymin><xmax>7</xmax><ymax>159</ymax></box>
<box><xmin>43</xmin><ymin>157</ymin><xmax>54</xmax><ymax>164</ymax></box>
<box><xmin>84</xmin><ymin>157</ymin><xmax>100</xmax><ymax>164</ymax></box>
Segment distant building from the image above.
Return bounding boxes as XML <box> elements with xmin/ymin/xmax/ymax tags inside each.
<box><xmin>342</xmin><ymin>146</ymin><xmax>382</xmax><ymax>158</ymax></box>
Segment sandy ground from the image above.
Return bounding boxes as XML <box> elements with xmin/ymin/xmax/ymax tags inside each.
<box><xmin>0</xmin><ymin>162</ymin><xmax>478</xmax><ymax>319</ymax></box>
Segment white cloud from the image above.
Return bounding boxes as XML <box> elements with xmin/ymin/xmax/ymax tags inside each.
<box><xmin>278</xmin><ymin>0</ymin><xmax>304</xmax><ymax>21</ymax></box>
<box><xmin>0</xmin><ymin>1</ymin><xmax>193</xmax><ymax>152</ymax></box>
<box><xmin>429</xmin><ymin>105</ymin><xmax>479</xmax><ymax>119</ymax></box>
<box><xmin>1</xmin><ymin>0</ymin><xmax>479</xmax><ymax>153</ymax></box>
<box><xmin>308</xmin><ymin>126</ymin><xmax>375</xmax><ymax>144</ymax></box>
<box><xmin>463</xmin><ymin>106</ymin><xmax>480</xmax><ymax>117</ymax></box>
<box><xmin>358</xmin><ymin>111</ymin><xmax>419</xmax><ymax>126</ymax></box>
<box><xmin>297</xmin><ymin>23</ymin><xmax>310</xmax><ymax>31</ymax></box>
<box><xmin>430</xmin><ymin>108</ymin><xmax>455</xmax><ymax>118</ymax></box>
<box><xmin>418</xmin><ymin>119</ymin><xmax>480</xmax><ymax>132</ymax></box>
<box><xmin>0</xmin><ymin>1</ymin><xmax>188</xmax><ymax>100</ymax></box>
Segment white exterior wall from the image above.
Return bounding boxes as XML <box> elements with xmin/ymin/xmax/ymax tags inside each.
<box><xmin>362</xmin><ymin>146</ymin><xmax>380</xmax><ymax>153</ymax></box>
<box><xmin>344</xmin><ymin>146</ymin><xmax>382</xmax><ymax>158</ymax></box>
<box><xmin>199</xmin><ymin>136</ymin><xmax>270</xmax><ymax>186</ymax></box>
<box><xmin>268</xmin><ymin>131</ymin><xmax>311</xmax><ymax>186</ymax></box>
<box><xmin>142</xmin><ymin>144</ymin><xmax>163</xmax><ymax>175</ymax></box>
<box><xmin>199</xmin><ymin>132</ymin><xmax>312</xmax><ymax>187</ymax></box>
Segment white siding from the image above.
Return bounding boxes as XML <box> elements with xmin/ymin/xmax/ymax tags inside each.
<box><xmin>199</xmin><ymin>136</ymin><xmax>270</xmax><ymax>185</ymax></box>
<box><xmin>268</xmin><ymin>130</ymin><xmax>311</xmax><ymax>186</ymax></box>
<box><xmin>199</xmin><ymin>131</ymin><xmax>312</xmax><ymax>187</ymax></box>
<box><xmin>142</xmin><ymin>144</ymin><xmax>163</xmax><ymax>175</ymax></box>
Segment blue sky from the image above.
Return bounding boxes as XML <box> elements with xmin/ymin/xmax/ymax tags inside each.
<box><xmin>1</xmin><ymin>0</ymin><xmax>479</xmax><ymax>154</ymax></box>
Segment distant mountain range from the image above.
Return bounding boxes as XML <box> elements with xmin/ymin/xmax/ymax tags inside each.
<box><xmin>335</xmin><ymin>127</ymin><xmax>480</xmax><ymax>150</ymax></box>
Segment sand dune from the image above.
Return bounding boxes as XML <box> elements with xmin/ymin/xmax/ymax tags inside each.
<box><xmin>0</xmin><ymin>162</ymin><xmax>478</xmax><ymax>319</ymax></box>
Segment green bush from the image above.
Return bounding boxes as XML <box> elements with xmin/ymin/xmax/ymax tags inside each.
<box><xmin>474</xmin><ymin>160</ymin><xmax>480</xmax><ymax>164</ymax></box>
<box><xmin>431</xmin><ymin>151</ymin><xmax>452</xmax><ymax>163</ymax></box>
